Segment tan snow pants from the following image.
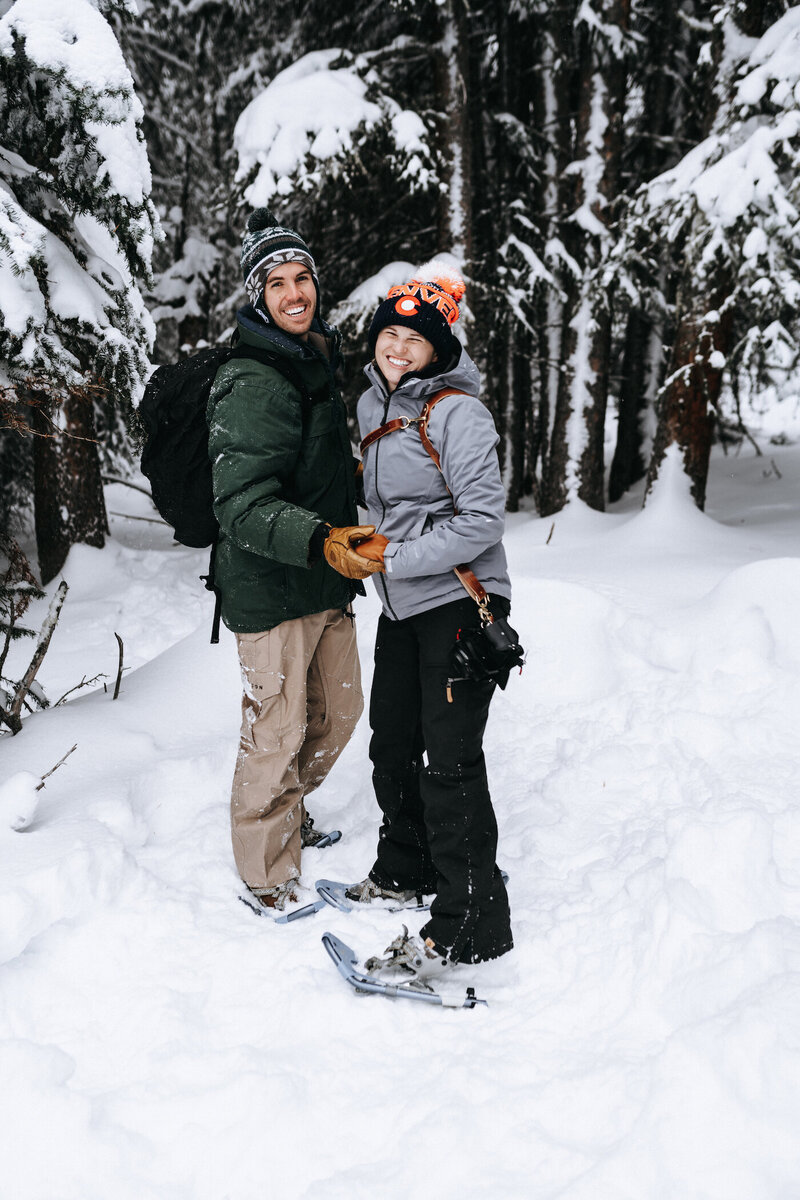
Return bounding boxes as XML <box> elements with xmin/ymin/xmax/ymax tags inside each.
<box><xmin>231</xmin><ymin>607</ymin><xmax>363</xmax><ymax>889</ymax></box>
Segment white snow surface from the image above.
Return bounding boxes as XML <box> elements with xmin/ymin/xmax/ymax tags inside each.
<box><xmin>2</xmin><ymin>451</ymin><xmax>800</xmax><ymax>1198</ymax></box>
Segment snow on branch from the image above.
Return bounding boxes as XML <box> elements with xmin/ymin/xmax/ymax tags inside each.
<box><xmin>618</xmin><ymin>7</ymin><xmax>800</xmax><ymax>432</ymax></box>
<box><xmin>642</xmin><ymin>10</ymin><xmax>800</xmax><ymax>238</ymax></box>
<box><xmin>234</xmin><ymin>49</ymin><xmax>436</xmax><ymax>206</ymax></box>
<box><xmin>0</xmin><ymin>0</ymin><xmax>159</xmax><ymax>405</ymax></box>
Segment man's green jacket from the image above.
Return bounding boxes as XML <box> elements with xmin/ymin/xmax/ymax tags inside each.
<box><xmin>207</xmin><ymin>307</ymin><xmax>360</xmax><ymax>633</ymax></box>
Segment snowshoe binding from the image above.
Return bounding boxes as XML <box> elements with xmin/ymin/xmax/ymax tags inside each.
<box><xmin>300</xmin><ymin>816</ymin><xmax>342</xmax><ymax>849</ymax></box>
<box><xmin>322</xmin><ymin>930</ymin><xmax>487</xmax><ymax>1008</ymax></box>
<box><xmin>316</xmin><ymin>877</ymin><xmax>433</xmax><ymax>914</ymax></box>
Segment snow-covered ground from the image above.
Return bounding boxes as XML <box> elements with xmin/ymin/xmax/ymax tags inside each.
<box><xmin>2</xmin><ymin>444</ymin><xmax>799</xmax><ymax>1200</ymax></box>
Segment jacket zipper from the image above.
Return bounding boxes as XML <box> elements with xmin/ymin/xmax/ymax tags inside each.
<box><xmin>373</xmin><ymin>392</ymin><xmax>400</xmax><ymax>621</ymax></box>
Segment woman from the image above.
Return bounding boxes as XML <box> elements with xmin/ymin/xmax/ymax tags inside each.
<box><xmin>343</xmin><ymin>262</ymin><xmax>515</xmax><ymax>979</ymax></box>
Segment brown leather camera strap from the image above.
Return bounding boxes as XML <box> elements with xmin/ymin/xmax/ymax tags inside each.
<box><xmin>359</xmin><ymin>388</ymin><xmax>463</xmax><ymax>456</ymax></box>
<box><xmin>359</xmin><ymin>387</ymin><xmax>493</xmax><ymax>622</ymax></box>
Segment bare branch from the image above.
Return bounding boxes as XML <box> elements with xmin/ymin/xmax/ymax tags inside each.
<box><xmin>102</xmin><ymin>475</ymin><xmax>153</xmax><ymax>498</ymax></box>
<box><xmin>55</xmin><ymin>673</ymin><xmax>108</xmax><ymax>706</ymax></box>
<box><xmin>113</xmin><ymin>633</ymin><xmax>124</xmax><ymax>701</ymax></box>
<box><xmin>35</xmin><ymin>744</ymin><xmax>78</xmax><ymax>791</ymax></box>
<box><xmin>109</xmin><ymin>511</ymin><xmax>169</xmax><ymax>526</ymax></box>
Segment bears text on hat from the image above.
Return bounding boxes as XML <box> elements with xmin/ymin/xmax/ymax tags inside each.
<box><xmin>386</xmin><ymin>282</ymin><xmax>460</xmax><ymax>327</ymax></box>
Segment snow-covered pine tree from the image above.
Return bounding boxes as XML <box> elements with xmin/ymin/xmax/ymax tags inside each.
<box><xmin>118</xmin><ymin>0</ymin><xmax>295</xmax><ymax>361</ymax></box>
<box><xmin>0</xmin><ymin>0</ymin><xmax>158</xmax><ymax>581</ymax></box>
<box><xmin>534</xmin><ymin>0</ymin><xmax>632</xmax><ymax>516</ymax></box>
<box><xmin>607</xmin><ymin>0</ymin><xmax>716</xmax><ymax>503</ymax></box>
<box><xmin>231</xmin><ymin>41</ymin><xmax>440</xmax><ymax>406</ymax></box>
<box><xmin>628</xmin><ymin>1</ymin><xmax>798</xmax><ymax>508</ymax></box>
<box><xmin>0</xmin><ymin>532</ymin><xmax>44</xmax><ymax>723</ymax></box>
<box><xmin>463</xmin><ymin>1</ymin><xmax>556</xmax><ymax>511</ymax></box>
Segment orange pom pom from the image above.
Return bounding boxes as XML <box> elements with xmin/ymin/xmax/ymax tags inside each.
<box><xmin>411</xmin><ymin>259</ymin><xmax>466</xmax><ymax>305</ymax></box>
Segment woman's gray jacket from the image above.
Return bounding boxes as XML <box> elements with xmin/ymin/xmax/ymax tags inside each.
<box><xmin>357</xmin><ymin>346</ymin><xmax>511</xmax><ymax>622</ymax></box>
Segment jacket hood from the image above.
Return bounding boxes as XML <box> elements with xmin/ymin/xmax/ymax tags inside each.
<box><xmin>363</xmin><ymin>340</ymin><xmax>481</xmax><ymax>404</ymax></box>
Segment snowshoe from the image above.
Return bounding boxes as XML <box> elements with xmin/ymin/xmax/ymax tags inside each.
<box><xmin>239</xmin><ymin>881</ymin><xmax>325</xmax><ymax>924</ymax></box>
<box><xmin>322</xmin><ymin>931</ymin><xmax>487</xmax><ymax>1008</ymax></box>
<box><xmin>316</xmin><ymin>878</ymin><xmax>432</xmax><ymax>914</ymax></box>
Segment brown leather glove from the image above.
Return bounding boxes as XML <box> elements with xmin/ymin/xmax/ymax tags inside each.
<box><xmin>354</xmin><ymin>534</ymin><xmax>389</xmax><ymax>565</ymax></box>
<box><xmin>324</xmin><ymin>525</ymin><xmax>385</xmax><ymax>579</ymax></box>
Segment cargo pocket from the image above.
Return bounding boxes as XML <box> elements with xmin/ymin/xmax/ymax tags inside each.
<box><xmin>236</xmin><ymin>630</ymin><xmax>284</xmax><ymax>751</ymax></box>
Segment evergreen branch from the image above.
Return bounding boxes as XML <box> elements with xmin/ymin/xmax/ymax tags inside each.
<box><xmin>0</xmin><ymin>536</ymin><xmax>42</xmax><ymax>679</ymax></box>
<box><xmin>2</xmin><ymin>379</ymin><xmax>107</xmax><ymax>440</ymax></box>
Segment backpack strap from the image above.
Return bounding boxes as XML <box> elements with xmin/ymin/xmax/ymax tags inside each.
<box><xmin>228</xmin><ymin>342</ymin><xmax>313</xmax><ymax>422</ymax></box>
<box><xmin>359</xmin><ymin>387</ymin><xmax>495</xmax><ymax>625</ymax></box>
<box><xmin>200</xmin><ymin>537</ymin><xmax>223</xmax><ymax>645</ymax></box>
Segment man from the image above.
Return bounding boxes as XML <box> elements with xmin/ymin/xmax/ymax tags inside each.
<box><xmin>208</xmin><ymin>208</ymin><xmax>382</xmax><ymax>910</ymax></box>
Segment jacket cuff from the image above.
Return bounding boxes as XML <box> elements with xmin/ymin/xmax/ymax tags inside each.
<box><xmin>383</xmin><ymin>542</ymin><xmax>401</xmax><ymax>573</ymax></box>
<box><xmin>307</xmin><ymin>522</ymin><xmax>329</xmax><ymax>566</ymax></box>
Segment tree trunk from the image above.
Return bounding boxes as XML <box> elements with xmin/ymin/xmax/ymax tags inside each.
<box><xmin>435</xmin><ymin>0</ymin><xmax>472</xmax><ymax>264</ymax></box>
<box><xmin>539</xmin><ymin>0</ymin><xmax>629</xmax><ymax>515</ymax></box>
<box><xmin>609</xmin><ymin>309</ymin><xmax>659</xmax><ymax>501</ymax></box>
<box><xmin>645</xmin><ymin>293</ymin><xmax>733</xmax><ymax>510</ymax></box>
<box><xmin>32</xmin><ymin>389</ymin><xmax>109</xmax><ymax>583</ymax></box>
<box><xmin>535</xmin><ymin>10</ymin><xmax>577</xmax><ymax>516</ymax></box>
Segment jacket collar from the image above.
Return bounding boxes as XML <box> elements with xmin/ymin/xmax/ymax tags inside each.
<box><xmin>363</xmin><ymin>343</ymin><xmax>481</xmax><ymax>405</ymax></box>
<box><xmin>236</xmin><ymin>304</ymin><xmax>341</xmax><ymax>367</ymax></box>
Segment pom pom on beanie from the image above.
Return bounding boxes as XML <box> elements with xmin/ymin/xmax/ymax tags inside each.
<box><xmin>240</xmin><ymin>209</ymin><xmax>318</xmax><ymax>317</ymax></box>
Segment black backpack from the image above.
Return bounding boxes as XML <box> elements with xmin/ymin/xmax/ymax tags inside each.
<box><xmin>139</xmin><ymin>341</ymin><xmax>311</xmax><ymax>640</ymax></box>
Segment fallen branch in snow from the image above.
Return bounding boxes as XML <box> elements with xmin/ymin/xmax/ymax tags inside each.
<box><xmin>36</xmin><ymin>744</ymin><xmax>78</xmax><ymax>791</ymax></box>
<box><xmin>0</xmin><ymin>745</ymin><xmax>77</xmax><ymax>831</ymax></box>
<box><xmin>113</xmin><ymin>633</ymin><xmax>124</xmax><ymax>700</ymax></box>
<box><xmin>546</xmin><ymin>523</ymin><xmax>555</xmax><ymax>546</ymax></box>
<box><xmin>109</xmin><ymin>511</ymin><xmax>169</xmax><ymax>525</ymax></box>
<box><xmin>0</xmin><ymin>581</ymin><xmax>68</xmax><ymax>735</ymax></box>
<box><xmin>55</xmin><ymin>673</ymin><xmax>108</xmax><ymax>706</ymax></box>
<box><xmin>102</xmin><ymin>475</ymin><xmax>154</xmax><ymax>498</ymax></box>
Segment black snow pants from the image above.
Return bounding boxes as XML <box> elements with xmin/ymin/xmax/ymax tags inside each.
<box><xmin>368</xmin><ymin>595</ymin><xmax>513</xmax><ymax>964</ymax></box>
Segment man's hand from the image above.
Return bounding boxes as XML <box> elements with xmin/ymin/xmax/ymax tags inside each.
<box><xmin>354</xmin><ymin>534</ymin><xmax>388</xmax><ymax>566</ymax></box>
<box><xmin>324</xmin><ymin>525</ymin><xmax>385</xmax><ymax>579</ymax></box>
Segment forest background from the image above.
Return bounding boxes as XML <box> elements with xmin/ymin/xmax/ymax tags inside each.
<box><xmin>1</xmin><ymin>0</ymin><xmax>798</xmax><ymax>592</ymax></box>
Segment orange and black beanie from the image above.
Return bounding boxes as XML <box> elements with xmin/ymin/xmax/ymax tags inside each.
<box><xmin>368</xmin><ymin>260</ymin><xmax>465</xmax><ymax>363</ymax></box>
<box><xmin>241</xmin><ymin>208</ymin><xmax>319</xmax><ymax>322</ymax></box>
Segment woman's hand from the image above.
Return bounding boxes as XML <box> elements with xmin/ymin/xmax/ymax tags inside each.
<box><xmin>354</xmin><ymin>534</ymin><xmax>389</xmax><ymax>566</ymax></box>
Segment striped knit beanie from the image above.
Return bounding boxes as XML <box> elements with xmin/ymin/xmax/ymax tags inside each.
<box><xmin>367</xmin><ymin>260</ymin><xmax>465</xmax><ymax>363</ymax></box>
<box><xmin>240</xmin><ymin>208</ymin><xmax>319</xmax><ymax>323</ymax></box>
